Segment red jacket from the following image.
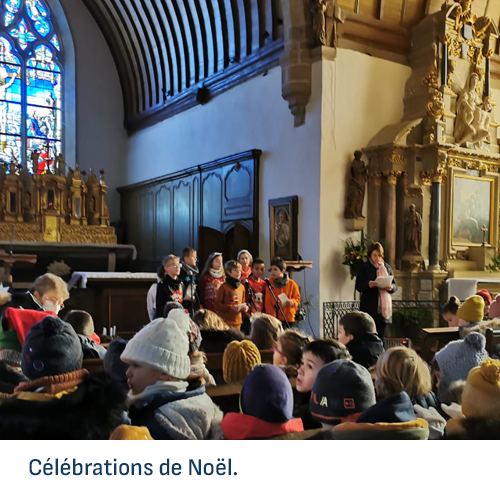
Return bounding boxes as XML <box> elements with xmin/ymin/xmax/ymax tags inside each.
<box><xmin>221</xmin><ymin>412</ymin><xmax>304</xmax><ymax>440</ymax></box>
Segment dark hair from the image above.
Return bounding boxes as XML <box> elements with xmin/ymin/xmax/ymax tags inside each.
<box><xmin>163</xmin><ymin>301</ymin><xmax>184</xmax><ymax>318</ymax></box>
<box><xmin>157</xmin><ymin>264</ymin><xmax>165</xmax><ymax>280</ymax></box>
<box><xmin>302</xmin><ymin>339</ymin><xmax>350</xmax><ymax>364</ymax></box>
<box><xmin>252</xmin><ymin>258</ymin><xmax>265</xmax><ymax>268</ymax></box>
<box><xmin>442</xmin><ymin>296</ymin><xmax>461</xmax><ymax>315</ymax></box>
<box><xmin>278</xmin><ymin>330</ymin><xmax>310</xmax><ymax>366</ymax></box>
<box><xmin>270</xmin><ymin>256</ymin><xmax>286</xmax><ymax>271</ymax></box>
<box><xmin>367</xmin><ymin>242</ymin><xmax>384</xmax><ymax>259</ymax></box>
<box><xmin>339</xmin><ymin>312</ymin><xmax>376</xmax><ymax>337</ymax></box>
<box><xmin>200</xmin><ymin>252</ymin><xmax>225</xmax><ymax>280</ymax></box>
<box><xmin>182</xmin><ymin>247</ymin><xmax>196</xmax><ymax>259</ymax></box>
<box><xmin>64</xmin><ymin>310</ymin><xmax>94</xmax><ymax>338</ymax></box>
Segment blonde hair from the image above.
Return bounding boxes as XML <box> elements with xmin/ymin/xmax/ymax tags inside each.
<box><xmin>30</xmin><ymin>273</ymin><xmax>69</xmax><ymax>301</ymax></box>
<box><xmin>375</xmin><ymin>347</ymin><xmax>431</xmax><ymax>400</ymax></box>
<box><xmin>250</xmin><ymin>312</ymin><xmax>282</xmax><ymax>350</ymax></box>
<box><xmin>193</xmin><ymin>309</ymin><xmax>229</xmax><ymax>331</ymax></box>
<box><xmin>162</xmin><ymin>254</ymin><xmax>180</xmax><ymax>267</ymax></box>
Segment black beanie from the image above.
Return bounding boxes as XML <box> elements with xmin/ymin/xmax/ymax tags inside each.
<box><xmin>310</xmin><ymin>360</ymin><xmax>376</xmax><ymax>425</ymax></box>
<box><xmin>21</xmin><ymin>316</ymin><xmax>83</xmax><ymax>380</ymax></box>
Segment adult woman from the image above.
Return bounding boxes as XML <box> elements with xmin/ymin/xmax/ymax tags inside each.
<box><xmin>355</xmin><ymin>242</ymin><xmax>397</xmax><ymax>338</ymax></box>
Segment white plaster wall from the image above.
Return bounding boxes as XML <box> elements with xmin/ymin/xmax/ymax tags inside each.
<box><xmin>55</xmin><ymin>0</ymin><xmax>127</xmax><ymax>219</ymax></box>
<box><xmin>125</xmin><ymin>65</ymin><xmax>323</xmax><ymax>337</ymax></box>
<box><xmin>319</xmin><ymin>49</ymin><xmax>412</xmax><ymax>321</ymax></box>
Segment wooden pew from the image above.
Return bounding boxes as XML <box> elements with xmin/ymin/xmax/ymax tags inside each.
<box><xmin>420</xmin><ymin>327</ymin><xmax>459</xmax><ymax>363</ymax></box>
<box><xmin>82</xmin><ymin>358</ymin><xmax>105</xmax><ymax>374</ymax></box>
<box><xmin>485</xmin><ymin>328</ymin><xmax>500</xmax><ymax>357</ymax></box>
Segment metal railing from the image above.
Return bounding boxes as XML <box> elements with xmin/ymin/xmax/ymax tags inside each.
<box><xmin>323</xmin><ymin>300</ymin><xmax>442</xmax><ymax>343</ymax></box>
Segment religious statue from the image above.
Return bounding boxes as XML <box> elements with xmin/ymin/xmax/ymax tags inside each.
<box><xmin>470</xmin><ymin>97</ymin><xmax>492</xmax><ymax>149</ymax></box>
<box><xmin>404</xmin><ymin>204</ymin><xmax>423</xmax><ymax>255</ymax></box>
<box><xmin>312</xmin><ymin>0</ymin><xmax>336</xmax><ymax>47</ymax></box>
<box><xmin>426</xmin><ymin>89</ymin><xmax>444</xmax><ymax>120</ymax></box>
<box><xmin>344</xmin><ymin>151</ymin><xmax>368</xmax><ymax>219</ymax></box>
<box><xmin>454</xmin><ymin>73</ymin><xmax>482</xmax><ymax>146</ymax></box>
<box><xmin>30</xmin><ymin>149</ymin><xmax>40</xmax><ymax>173</ymax></box>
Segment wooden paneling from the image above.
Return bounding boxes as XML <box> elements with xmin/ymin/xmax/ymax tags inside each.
<box><xmin>82</xmin><ymin>0</ymin><xmax>283</xmax><ymax>133</ymax></box>
<box><xmin>118</xmin><ymin>150</ymin><xmax>261</xmax><ymax>270</ymax></box>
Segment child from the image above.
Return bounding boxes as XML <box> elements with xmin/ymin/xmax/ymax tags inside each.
<box><xmin>198</xmin><ymin>252</ymin><xmax>224</xmax><ymax>312</ymax></box>
<box><xmin>456</xmin><ymin>295</ymin><xmax>484</xmax><ymax>338</ymax></box>
<box><xmin>309</xmin><ymin>359</ymin><xmax>376</xmax><ymax>431</ymax></box>
<box><xmin>237</xmin><ymin>249</ymin><xmax>253</xmax><ymax>281</ymax></box>
<box><xmin>180</xmin><ymin>247</ymin><xmax>200</xmax><ymax>314</ymax></box>
<box><xmin>434</xmin><ymin>332</ymin><xmax>488</xmax><ymax>405</ymax></box>
<box><xmin>295</xmin><ymin>339</ymin><xmax>350</xmax><ymax>429</ymax></box>
<box><xmin>375</xmin><ymin>347</ymin><xmax>438</xmax><ymax>409</ymax></box>
<box><xmin>338</xmin><ymin>312</ymin><xmax>384</xmax><ymax>369</ymax></box>
<box><xmin>273</xmin><ymin>329</ymin><xmax>310</xmax><ymax>375</ymax></box>
<box><xmin>121</xmin><ymin>311</ymin><xmax>223</xmax><ymax>440</ymax></box>
<box><xmin>146</xmin><ymin>264</ymin><xmax>164</xmax><ymax>321</ymax></box>
<box><xmin>64</xmin><ymin>309</ymin><xmax>107</xmax><ymax>360</ymax></box>
<box><xmin>222</xmin><ymin>340</ymin><xmax>261</xmax><ymax>384</ymax></box>
<box><xmin>442</xmin><ymin>296</ymin><xmax>461</xmax><ymax>327</ymax></box>
<box><xmin>246</xmin><ymin>258</ymin><xmax>266</xmax><ymax>313</ymax></box>
<box><xmin>250</xmin><ymin>312</ymin><xmax>281</xmax><ymax>350</ymax></box>
<box><xmin>264</xmin><ymin>257</ymin><xmax>300</xmax><ymax>326</ymax></box>
<box><xmin>221</xmin><ymin>364</ymin><xmax>305</xmax><ymax>440</ymax></box>
<box><xmin>155</xmin><ymin>254</ymin><xmax>183</xmax><ymax>319</ymax></box>
<box><xmin>476</xmin><ymin>289</ymin><xmax>492</xmax><ymax>319</ymax></box>
<box><xmin>215</xmin><ymin>260</ymin><xmax>248</xmax><ymax>330</ymax></box>
<box><xmin>0</xmin><ymin>316</ymin><xmax>126</xmax><ymax>439</ymax></box>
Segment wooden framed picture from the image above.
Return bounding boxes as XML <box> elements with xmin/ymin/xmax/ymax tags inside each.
<box><xmin>452</xmin><ymin>173</ymin><xmax>495</xmax><ymax>246</ymax></box>
<box><xmin>269</xmin><ymin>196</ymin><xmax>298</xmax><ymax>261</ymax></box>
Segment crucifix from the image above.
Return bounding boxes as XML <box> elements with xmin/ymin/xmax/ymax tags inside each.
<box><xmin>482</xmin><ymin>225</ymin><xmax>488</xmax><ymax>246</ymax></box>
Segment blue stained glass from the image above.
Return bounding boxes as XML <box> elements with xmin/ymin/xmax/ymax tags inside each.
<box><xmin>26</xmin><ymin>0</ymin><xmax>49</xmax><ymax>37</ymax></box>
<box><xmin>10</xmin><ymin>19</ymin><xmax>36</xmax><ymax>50</ymax></box>
<box><xmin>50</xmin><ymin>34</ymin><xmax>60</xmax><ymax>51</ymax></box>
<box><xmin>4</xmin><ymin>13</ymin><xmax>15</xmax><ymax>27</ymax></box>
<box><xmin>0</xmin><ymin>36</ymin><xmax>21</xmax><ymax>65</ymax></box>
<box><xmin>5</xmin><ymin>0</ymin><xmax>21</xmax><ymax>16</ymax></box>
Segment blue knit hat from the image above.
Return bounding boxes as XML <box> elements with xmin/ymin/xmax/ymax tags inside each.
<box><xmin>435</xmin><ymin>332</ymin><xmax>489</xmax><ymax>404</ymax></box>
<box><xmin>310</xmin><ymin>360</ymin><xmax>376</xmax><ymax>424</ymax></box>
<box><xmin>240</xmin><ymin>364</ymin><xmax>293</xmax><ymax>423</ymax></box>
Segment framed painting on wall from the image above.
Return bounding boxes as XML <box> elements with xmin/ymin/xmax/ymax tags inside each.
<box><xmin>452</xmin><ymin>173</ymin><xmax>495</xmax><ymax>246</ymax></box>
<box><xmin>269</xmin><ymin>196</ymin><xmax>298</xmax><ymax>261</ymax></box>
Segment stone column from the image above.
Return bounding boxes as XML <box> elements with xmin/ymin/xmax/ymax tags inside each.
<box><xmin>428</xmin><ymin>170</ymin><xmax>443</xmax><ymax>271</ymax></box>
<box><xmin>367</xmin><ymin>172</ymin><xmax>381</xmax><ymax>241</ymax></box>
<box><xmin>384</xmin><ymin>171</ymin><xmax>398</xmax><ymax>268</ymax></box>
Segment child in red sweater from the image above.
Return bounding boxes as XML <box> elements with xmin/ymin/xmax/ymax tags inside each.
<box><xmin>198</xmin><ymin>252</ymin><xmax>224</xmax><ymax>312</ymax></box>
<box><xmin>246</xmin><ymin>258</ymin><xmax>266</xmax><ymax>313</ymax></box>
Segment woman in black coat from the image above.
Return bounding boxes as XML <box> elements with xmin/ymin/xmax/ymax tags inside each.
<box><xmin>355</xmin><ymin>242</ymin><xmax>397</xmax><ymax>338</ymax></box>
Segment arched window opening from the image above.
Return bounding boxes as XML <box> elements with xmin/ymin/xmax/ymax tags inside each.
<box><xmin>0</xmin><ymin>0</ymin><xmax>62</xmax><ymax>174</ymax></box>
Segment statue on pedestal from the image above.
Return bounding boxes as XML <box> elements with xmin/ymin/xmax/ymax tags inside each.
<box><xmin>344</xmin><ymin>150</ymin><xmax>368</xmax><ymax>220</ymax></box>
<box><xmin>454</xmin><ymin>73</ymin><xmax>482</xmax><ymax>146</ymax></box>
<box><xmin>404</xmin><ymin>204</ymin><xmax>423</xmax><ymax>255</ymax></box>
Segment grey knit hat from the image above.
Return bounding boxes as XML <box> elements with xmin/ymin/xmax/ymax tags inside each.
<box><xmin>121</xmin><ymin>311</ymin><xmax>190</xmax><ymax>379</ymax></box>
<box><xmin>435</xmin><ymin>332</ymin><xmax>488</xmax><ymax>404</ymax></box>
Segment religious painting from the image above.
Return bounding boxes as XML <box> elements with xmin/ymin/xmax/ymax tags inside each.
<box><xmin>269</xmin><ymin>196</ymin><xmax>298</xmax><ymax>261</ymax></box>
<box><xmin>452</xmin><ymin>174</ymin><xmax>494</xmax><ymax>246</ymax></box>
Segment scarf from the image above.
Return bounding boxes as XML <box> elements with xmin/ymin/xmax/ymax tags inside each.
<box><xmin>209</xmin><ymin>268</ymin><xmax>223</xmax><ymax>279</ymax></box>
<box><xmin>274</xmin><ymin>273</ymin><xmax>289</xmax><ymax>289</ymax></box>
<box><xmin>182</xmin><ymin>262</ymin><xmax>199</xmax><ymax>276</ymax></box>
<box><xmin>375</xmin><ymin>262</ymin><xmax>392</xmax><ymax>320</ymax></box>
<box><xmin>226</xmin><ymin>275</ymin><xmax>241</xmax><ymax>289</ymax></box>
<box><xmin>15</xmin><ymin>369</ymin><xmax>89</xmax><ymax>395</ymax></box>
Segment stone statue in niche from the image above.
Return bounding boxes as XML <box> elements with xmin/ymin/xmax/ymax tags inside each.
<box><xmin>404</xmin><ymin>204</ymin><xmax>423</xmax><ymax>256</ymax></box>
<box><xmin>312</xmin><ymin>0</ymin><xmax>337</xmax><ymax>47</ymax></box>
<box><xmin>470</xmin><ymin>97</ymin><xmax>493</xmax><ymax>149</ymax></box>
<box><xmin>344</xmin><ymin>150</ymin><xmax>367</xmax><ymax>220</ymax></box>
<box><xmin>454</xmin><ymin>73</ymin><xmax>482</xmax><ymax>146</ymax></box>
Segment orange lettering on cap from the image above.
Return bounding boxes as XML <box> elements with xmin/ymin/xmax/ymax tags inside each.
<box><xmin>344</xmin><ymin>398</ymin><xmax>355</xmax><ymax>409</ymax></box>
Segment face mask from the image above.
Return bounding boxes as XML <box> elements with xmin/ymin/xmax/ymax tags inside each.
<box><xmin>43</xmin><ymin>301</ymin><xmax>61</xmax><ymax>314</ymax></box>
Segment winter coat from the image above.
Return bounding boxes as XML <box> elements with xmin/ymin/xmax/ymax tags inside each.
<box><xmin>0</xmin><ymin>361</ymin><xmax>27</xmax><ymax>394</ymax></box>
<box><xmin>155</xmin><ymin>275</ymin><xmax>184</xmax><ymax>319</ymax></box>
<box><xmin>355</xmin><ymin>260</ymin><xmax>397</xmax><ymax>324</ymax></box>
<box><xmin>0</xmin><ymin>370</ymin><xmax>127</xmax><ymax>439</ymax></box>
<box><xmin>127</xmin><ymin>380</ymin><xmax>223</xmax><ymax>440</ymax></box>
<box><xmin>78</xmin><ymin>334</ymin><xmax>107</xmax><ymax>360</ymax></box>
<box><xmin>221</xmin><ymin>412</ymin><xmax>304</xmax><ymax>440</ymax></box>
<box><xmin>263</xmin><ymin>274</ymin><xmax>300</xmax><ymax>323</ymax></box>
<box><xmin>463</xmin><ymin>318</ymin><xmax>500</xmax><ymax>358</ymax></box>
<box><xmin>346</xmin><ymin>332</ymin><xmax>384</xmax><ymax>369</ymax></box>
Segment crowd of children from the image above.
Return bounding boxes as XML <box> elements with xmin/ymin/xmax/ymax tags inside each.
<box><xmin>0</xmin><ymin>249</ymin><xmax>499</xmax><ymax>440</ymax></box>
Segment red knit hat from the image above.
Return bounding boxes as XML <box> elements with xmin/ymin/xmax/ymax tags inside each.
<box><xmin>477</xmin><ymin>289</ymin><xmax>492</xmax><ymax>305</ymax></box>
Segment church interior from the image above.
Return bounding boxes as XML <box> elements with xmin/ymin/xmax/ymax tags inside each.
<box><xmin>0</xmin><ymin>0</ymin><xmax>500</xmax><ymax>440</ymax></box>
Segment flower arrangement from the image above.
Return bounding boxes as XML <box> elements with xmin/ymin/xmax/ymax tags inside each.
<box><xmin>486</xmin><ymin>251</ymin><xmax>500</xmax><ymax>273</ymax></box>
<box><xmin>342</xmin><ymin>230</ymin><xmax>371</xmax><ymax>280</ymax></box>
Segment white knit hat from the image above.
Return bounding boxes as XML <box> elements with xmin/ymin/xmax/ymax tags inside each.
<box><xmin>121</xmin><ymin>311</ymin><xmax>191</xmax><ymax>379</ymax></box>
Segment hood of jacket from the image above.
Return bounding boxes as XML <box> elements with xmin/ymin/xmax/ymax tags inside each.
<box><xmin>463</xmin><ymin>318</ymin><xmax>500</xmax><ymax>336</ymax></box>
<box><xmin>357</xmin><ymin>391</ymin><xmax>416</xmax><ymax>424</ymax></box>
<box><xmin>0</xmin><ymin>372</ymin><xmax>127</xmax><ymax>439</ymax></box>
<box><xmin>221</xmin><ymin>412</ymin><xmax>304</xmax><ymax>440</ymax></box>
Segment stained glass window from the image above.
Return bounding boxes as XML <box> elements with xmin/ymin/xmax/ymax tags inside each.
<box><xmin>0</xmin><ymin>0</ymin><xmax>62</xmax><ymax>174</ymax></box>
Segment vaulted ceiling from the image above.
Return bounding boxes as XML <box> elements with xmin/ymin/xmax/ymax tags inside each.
<box><xmin>83</xmin><ymin>1</ymin><xmax>500</xmax><ymax>134</ymax></box>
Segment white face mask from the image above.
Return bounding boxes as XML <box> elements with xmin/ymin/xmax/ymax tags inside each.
<box><xmin>43</xmin><ymin>301</ymin><xmax>61</xmax><ymax>314</ymax></box>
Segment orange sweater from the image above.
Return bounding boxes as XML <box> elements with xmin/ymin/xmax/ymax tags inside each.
<box><xmin>215</xmin><ymin>282</ymin><xmax>246</xmax><ymax>329</ymax></box>
<box><xmin>264</xmin><ymin>276</ymin><xmax>300</xmax><ymax>323</ymax></box>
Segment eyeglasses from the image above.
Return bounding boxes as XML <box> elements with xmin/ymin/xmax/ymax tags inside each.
<box><xmin>272</xmin><ymin>346</ymin><xmax>284</xmax><ymax>357</ymax></box>
<box><xmin>168</xmin><ymin>264</ymin><xmax>180</xmax><ymax>268</ymax></box>
<box><xmin>43</xmin><ymin>295</ymin><xmax>64</xmax><ymax>310</ymax></box>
